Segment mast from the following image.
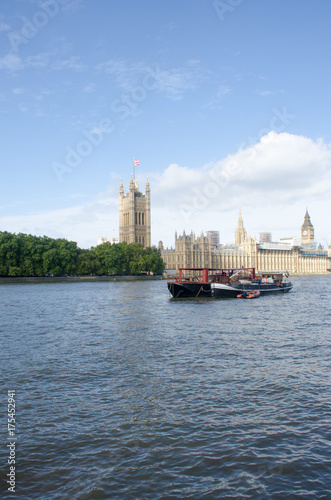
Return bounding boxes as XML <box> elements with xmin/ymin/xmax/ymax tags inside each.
<box><xmin>133</xmin><ymin>158</ymin><xmax>140</xmax><ymax>181</ymax></box>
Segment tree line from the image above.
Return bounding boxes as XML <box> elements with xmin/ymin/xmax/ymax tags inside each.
<box><xmin>0</xmin><ymin>231</ymin><xmax>165</xmax><ymax>277</ymax></box>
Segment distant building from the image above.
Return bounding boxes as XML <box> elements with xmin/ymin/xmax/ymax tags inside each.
<box><xmin>301</xmin><ymin>208</ymin><xmax>315</xmax><ymax>250</ymax></box>
<box><xmin>119</xmin><ymin>176</ymin><xmax>151</xmax><ymax>248</ymax></box>
<box><xmin>280</xmin><ymin>236</ymin><xmax>301</xmax><ymax>247</ymax></box>
<box><xmin>259</xmin><ymin>232</ymin><xmax>272</xmax><ymax>243</ymax></box>
<box><xmin>97</xmin><ymin>236</ymin><xmax>118</xmax><ymax>246</ymax></box>
<box><xmin>258</xmin><ymin>241</ymin><xmax>292</xmax><ymax>251</ymax></box>
<box><xmin>161</xmin><ymin>209</ymin><xmax>331</xmax><ymax>275</ymax></box>
<box><xmin>207</xmin><ymin>231</ymin><xmax>220</xmax><ymax>246</ymax></box>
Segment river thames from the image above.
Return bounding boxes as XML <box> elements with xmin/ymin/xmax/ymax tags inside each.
<box><xmin>1</xmin><ymin>276</ymin><xmax>330</xmax><ymax>499</ymax></box>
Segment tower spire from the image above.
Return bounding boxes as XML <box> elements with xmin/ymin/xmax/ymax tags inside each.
<box><xmin>301</xmin><ymin>207</ymin><xmax>314</xmax><ymax>249</ymax></box>
<box><xmin>235</xmin><ymin>209</ymin><xmax>247</xmax><ymax>246</ymax></box>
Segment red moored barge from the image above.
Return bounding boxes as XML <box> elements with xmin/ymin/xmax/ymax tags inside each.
<box><xmin>167</xmin><ymin>267</ymin><xmax>293</xmax><ymax>298</ymax></box>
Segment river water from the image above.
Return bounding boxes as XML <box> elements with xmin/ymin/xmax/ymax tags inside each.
<box><xmin>0</xmin><ymin>277</ymin><xmax>330</xmax><ymax>499</ymax></box>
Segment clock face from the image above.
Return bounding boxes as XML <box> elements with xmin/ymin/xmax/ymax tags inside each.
<box><xmin>302</xmin><ymin>230</ymin><xmax>307</xmax><ymax>236</ymax></box>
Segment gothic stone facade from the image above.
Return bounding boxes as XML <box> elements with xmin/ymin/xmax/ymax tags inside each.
<box><xmin>160</xmin><ymin>210</ymin><xmax>331</xmax><ymax>275</ymax></box>
<box><xmin>119</xmin><ymin>177</ymin><xmax>151</xmax><ymax>248</ymax></box>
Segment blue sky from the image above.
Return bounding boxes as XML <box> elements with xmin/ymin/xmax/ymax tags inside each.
<box><xmin>1</xmin><ymin>0</ymin><xmax>331</xmax><ymax>248</ymax></box>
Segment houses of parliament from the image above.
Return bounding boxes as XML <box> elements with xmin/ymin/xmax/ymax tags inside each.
<box><xmin>116</xmin><ymin>176</ymin><xmax>331</xmax><ymax>275</ymax></box>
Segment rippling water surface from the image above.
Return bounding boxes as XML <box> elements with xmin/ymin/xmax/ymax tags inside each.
<box><xmin>1</xmin><ymin>277</ymin><xmax>331</xmax><ymax>499</ymax></box>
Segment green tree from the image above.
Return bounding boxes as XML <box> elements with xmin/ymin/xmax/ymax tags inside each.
<box><xmin>77</xmin><ymin>249</ymin><xmax>97</xmax><ymax>275</ymax></box>
<box><xmin>143</xmin><ymin>246</ymin><xmax>165</xmax><ymax>274</ymax></box>
<box><xmin>0</xmin><ymin>231</ymin><xmax>165</xmax><ymax>278</ymax></box>
<box><xmin>124</xmin><ymin>243</ymin><xmax>145</xmax><ymax>274</ymax></box>
<box><xmin>57</xmin><ymin>239</ymin><xmax>79</xmax><ymax>275</ymax></box>
<box><xmin>43</xmin><ymin>248</ymin><xmax>62</xmax><ymax>276</ymax></box>
<box><xmin>0</xmin><ymin>232</ymin><xmax>20</xmax><ymax>275</ymax></box>
<box><xmin>93</xmin><ymin>242</ymin><xmax>111</xmax><ymax>275</ymax></box>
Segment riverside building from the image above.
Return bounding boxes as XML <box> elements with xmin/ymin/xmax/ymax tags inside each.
<box><xmin>118</xmin><ymin>176</ymin><xmax>151</xmax><ymax>248</ymax></box>
<box><xmin>160</xmin><ymin>209</ymin><xmax>331</xmax><ymax>275</ymax></box>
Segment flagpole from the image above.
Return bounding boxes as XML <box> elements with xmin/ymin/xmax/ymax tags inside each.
<box><xmin>133</xmin><ymin>158</ymin><xmax>139</xmax><ymax>182</ymax></box>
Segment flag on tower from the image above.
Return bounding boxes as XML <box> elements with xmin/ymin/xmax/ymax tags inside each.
<box><xmin>134</xmin><ymin>159</ymin><xmax>140</xmax><ymax>166</ymax></box>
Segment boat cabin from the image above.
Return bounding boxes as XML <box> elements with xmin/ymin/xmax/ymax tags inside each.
<box><xmin>171</xmin><ymin>267</ymin><xmax>256</xmax><ymax>284</ymax></box>
<box><xmin>255</xmin><ymin>270</ymin><xmax>290</xmax><ymax>285</ymax></box>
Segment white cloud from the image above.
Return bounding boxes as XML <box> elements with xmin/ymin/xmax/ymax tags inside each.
<box><xmin>81</xmin><ymin>82</ymin><xmax>96</xmax><ymax>93</ymax></box>
<box><xmin>0</xmin><ymin>52</ymin><xmax>50</xmax><ymax>72</ymax></box>
<box><xmin>153</xmin><ymin>62</ymin><xmax>205</xmax><ymax>101</ymax></box>
<box><xmin>202</xmin><ymin>84</ymin><xmax>232</xmax><ymax>109</ymax></box>
<box><xmin>27</xmin><ymin>53</ymin><xmax>50</xmax><ymax>68</ymax></box>
<box><xmin>51</xmin><ymin>55</ymin><xmax>86</xmax><ymax>72</ymax></box>
<box><xmin>0</xmin><ymin>20</ymin><xmax>11</xmax><ymax>33</ymax></box>
<box><xmin>153</xmin><ymin>132</ymin><xmax>331</xmax><ymax>209</ymax></box>
<box><xmin>0</xmin><ymin>196</ymin><xmax>118</xmax><ymax>249</ymax></box>
<box><xmin>12</xmin><ymin>87</ymin><xmax>25</xmax><ymax>95</ymax></box>
<box><xmin>61</xmin><ymin>0</ymin><xmax>85</xmax><ymax>13</ymax></box>
<box><xmin>0</xmin><ymin>53</ymin><xmax>23</xmax><ymax>71</ymax></box>
<box><xmin>154</xmin><ymin>163</ymin><xmax>205</xmax><ymax>194</ymax></box>
<box><xmin>95</xmin><ymin>59</ymin><xmax>147</xmax><ymax>91</ymax></box>
<box><xmin>255</xmin><ymin>89</ymin><xmax>284</xmax><ymax>97</ymax></box>
<box><xmin>18</xmin><ymin>102</ymin><xmax>28</xmax><ymax>113</ymax></box>
<box><xmin>96</xmin><ymin>59</ymin><xmax>205</xmax><ymax>100</ymax></box>
<box><xmin>0</xmin><ymin>50</ymin><xmax>86</xmax><ymax>74</ymax></box>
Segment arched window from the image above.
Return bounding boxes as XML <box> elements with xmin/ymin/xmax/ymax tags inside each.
<box><xmin>139</xmin><ymin>213</ymin><xmax>141</xmax><ymax>225</ymax></box>
<box><xmin>135</xmin><ymin>212</ymin><xmax>137</xmax><ymax>224</ymax></box>
<box><xmin>142</xmin><ymin>213</ymin><xmax>144</xmax><ymax>225</ymax></box>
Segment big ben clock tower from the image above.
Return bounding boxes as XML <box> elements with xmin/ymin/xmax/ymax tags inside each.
<box><xmin>301</xmin><ymin>208</ymin><xmax>315</xmax><ymax>249</ymax></box>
